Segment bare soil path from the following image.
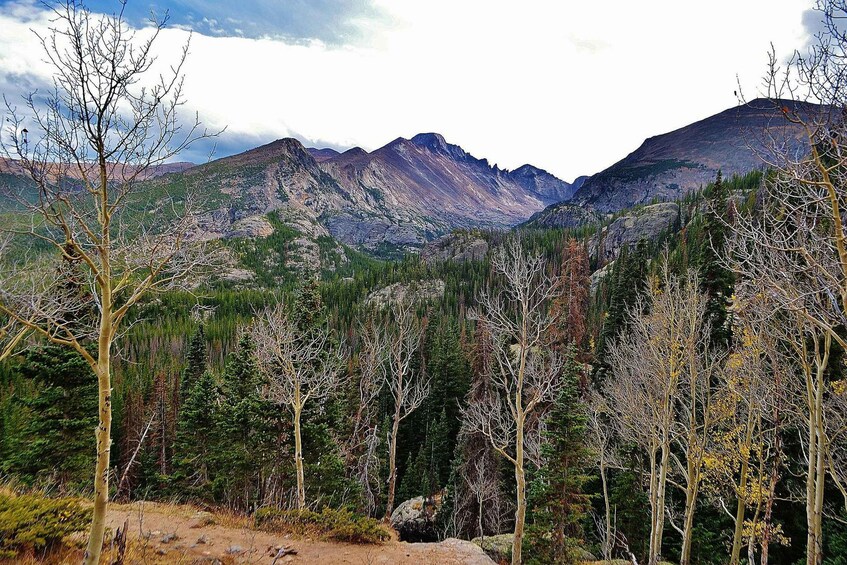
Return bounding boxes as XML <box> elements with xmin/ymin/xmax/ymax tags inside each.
<box><xmin>102</xmin><ymin>502</ymin><xmax>495</xmax><ymax>565</ymax></box>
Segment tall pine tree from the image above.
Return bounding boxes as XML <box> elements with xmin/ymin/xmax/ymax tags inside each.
<box><xmin>526</xmin><ymin>345</ymin><xmax>590</xmax><ymax>564</ymax></box>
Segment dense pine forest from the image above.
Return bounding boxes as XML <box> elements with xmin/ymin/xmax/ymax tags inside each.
<box><xmin>5</xmin><ymin>167</ymin><xmax>847</xmax><ymax>563</ymax></box>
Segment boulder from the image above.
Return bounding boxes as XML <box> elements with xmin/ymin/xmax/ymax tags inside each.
<box><xmin>389</xmin><ymin>494</ymin><xmax>442</xmax><ymax>542</ymax></box>
<box><xmin>471</xmin><ymin>533</ymin><xmax>513</xmax><ymax>563</ymax></box>
<box><xmin>437</xmin><ymin>538</ymin><xmax>497</xmax><ymax>564</ymax></box>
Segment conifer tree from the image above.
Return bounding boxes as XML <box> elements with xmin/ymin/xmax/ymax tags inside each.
<box><xmin>4</xmin><ymin>346</ymin><xmax>96</xmax><ymax>491</ymax></box>
<box><xmin>697</xmin><ymin>170</ymin><xmax>734</xmax><ymax>347</ymax></box>
<box><xmin>172</xmin><ymin>370</ymin><xmax>219</xmax><ymax>498</ymax></box>
<box><xmin>526</xmin><ymin>346</ymin><xmax>590</xmax><ymax>564</ymax></box>
<box><xmin>216</xmin><ymin>332</ymin><xmax>277</xmax><ymax>509</ymax></box>
<box><xmin>180</xmin><ymin>325</ymin><xmax>208</xmax><ymax>398</ymax></box>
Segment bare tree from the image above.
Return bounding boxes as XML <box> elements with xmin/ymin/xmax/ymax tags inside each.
<box><xmin>382</xmin><ymin>300</ymin><xmax>430</xmax><ymax>519</ymax></box>
<box><xmin>251</xmin><ymin>302</ymin><xmax>344</xmax><ymax>510</ymax></box>
<box><xmin>727</xmin><ymin>5</ymin><xmax>847</xmax><ymax>560</ymax></box>
<box><xmin>586</xmin><ymin>390</ymin><xmax>617</xmax><ymax>562</ymax></box>
<box><xmin>701</xmin><ymin>290</ymin><xmax>788</xmax><ymax>565</ymax></box>
<box><xmin>461</xmin><ymin>236</ymin><xmax>563</xmax><ymax>565</ymax></box>
<box><xmin>344</xmin><ymin>319</ymin><xmax>387</xmax><ymax>516</ymax></box>
<box><xmin>604</xmin><ymin>267</ymin><xmax>713</xmax><ymax>565</ymax></box>
<box><xmin>0</xmin><ymin>3</ymin><xmax>217</xmax><ymax>562</ymax></box>
<box><xmin>460</xmin><ymin>454</ymin><xmax>504</xmax><ymax>541</ymax></box>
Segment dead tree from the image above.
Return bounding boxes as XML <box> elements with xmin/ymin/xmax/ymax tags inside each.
<box><xmin>251</xmin><ymin>303</ymin><xmax>344</xmax><ymax>510</ymax></box>
<box><xmin>729</xmin><ymin>3</ymin><xmax>847</xmax><ymax>561</ymax></box>
<box><xmin>604</xmin><ymin>267</ymin><xmax>713</xmax><ymax>565</ymax></box>
<box><xmin>0</xmin><ymin>3</ymin><xmax>216</xmax><ymax>562</ymax></box>
<box><xmin>345</xmin><ymin>319</ymin><xmax>387</xmax><ymax>516</ymax></box>
<box><xmin>461</xmin><ymin>236</ymin><xmax>563</xmax><ymax>565</ymax></box>
<box><xmin>382</xmin><ymin>300</ymin><xmax>430</xmax><ymax>519</ymax></box>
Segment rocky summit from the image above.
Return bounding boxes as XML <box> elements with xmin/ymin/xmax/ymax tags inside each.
<box><xmin>129</xmin><ymin>132</ymin><xmax>578</xmax><ymax>254</ymax></box>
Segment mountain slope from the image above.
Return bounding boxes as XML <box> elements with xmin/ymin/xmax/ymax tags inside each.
<box><xmin>316</xmin><ymin>133</ymin><xmax>575</xmax><ymax>248</ymax></box>
<box><xmin>133</xmin><ymin>133</ymin><xmax>576</xmax><ymax>255</ymax></box>
<box><xmin>569</xmin><ymin>98</ymin><xmax>818</xmax><ymax>212</ymax></box>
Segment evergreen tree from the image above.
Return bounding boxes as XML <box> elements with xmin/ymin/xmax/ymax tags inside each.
<box><xmin>596</xmin><ymin>241</ymin><xmax>649</xmax><ymax>372</ymax></box>
<box><xmin>526</xmin><ymin>346</ymin><xmax>590</xmax><ymax>564</ymax></box>
<box><xmin>215</xmin><ymin>332</ymin><xmax>278</xmax><ymax>510</ymax></box>
<box><xmin>172</xmin><ymin>370</ymin><xmax>219</xmax><ymax>499</ymax></box>
<box><xmin>696</xmin><ymin>170</ymin><xmax>734</xmax><ymax>347</ymax></box>
<box><xmin>3</xmin><ymin>346</ymin><xmax>96</xmax><ymax>491</ymax></box>
<box><xmin>180</xmin><ymin>325</ymin><xmax>207</xmax><ymax>398</ymax></box>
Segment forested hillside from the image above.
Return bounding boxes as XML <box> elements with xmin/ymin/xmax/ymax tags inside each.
<box><xmin>4</xmin><ymin>2</ymin><xmax>847</xmax><ymax>564</ymax></box>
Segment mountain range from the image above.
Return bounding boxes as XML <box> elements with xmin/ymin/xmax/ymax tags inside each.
<box><xmin>157</xmin><ymin>132</ymin><xmax>578</xmax><ymax>253</ymax></box>
<box><xmin>0</xmin><ymin>98</ymin><xmax>820</xmax><ymax>266</ymax></box>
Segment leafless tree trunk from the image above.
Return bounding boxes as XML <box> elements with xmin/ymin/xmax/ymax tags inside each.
<box><xmin>461</xmin><ymin>236</ymin><xmax>563</xmax><ymax>565</ymax></box>
<box><xmin>381</xmin><ymin>300</ymin><xmax>430</xmax><ymax>519</ymax></box>
<box><xmin>605</xmin><ymin>266</ymin><xmax>713</xmax><ymax>565</ymax></box>
<box><xmin>586</xmin><ymin>390</ymin><xmax>618</xmax><ymax>561</ymax></box>
<box><xmin>0</xmin><ymin>4</ymin><xmax>217</xmax><ymax>563</ymax></box>
<box><xmin>344</xmin><ymin>319</ymin><xmax>387</xmax><ymax>516</ymax></box>
<box><xmin>729</xmin><ymin>3</ymin><xmax>847</xmax><ymax>562</ymax></box>
<box><xmin>251</xmin><ymin>303</ymin><xmax>344</xmax><ymax>510</ymax></box>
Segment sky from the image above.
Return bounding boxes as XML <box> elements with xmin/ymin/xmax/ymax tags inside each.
<box><xmin>0</xmin><ymin>0</ymin><xmax>817</xmax><ymax>182</ymax></box>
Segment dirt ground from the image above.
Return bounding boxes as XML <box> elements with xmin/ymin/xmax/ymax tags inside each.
<box><xmin>100</xmin><ymin>502</ymin><xmax>495</xmax><ymax>564</ymax></box>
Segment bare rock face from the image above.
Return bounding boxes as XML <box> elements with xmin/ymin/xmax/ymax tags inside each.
<box><xmin>589</xmin><ymin>202</ymin><xmax>680</xmax><ymax>263</ymax></box>
<box><xmin>421</xmin><ymin>232</ymin><xmax>489</xmax><ymax>264</ymax></box>
<box><xmin>522</xmin><ymin>202</ymin><xmax>601</xmax><ymax>229</ymax></box>
<box><xmin>365</xmin><ymin>280</ymin><xmax>445</xmax><ymax>308</ymax></box>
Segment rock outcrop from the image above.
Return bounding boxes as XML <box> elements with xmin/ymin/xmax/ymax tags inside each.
<box><xmin>589</xmin><ymin>202</ymin><xmax>680</xmax><ymax>263</ymax></box>
<box><xmin>366</xmin><ymin>280</ymin><xmax>446</xmax><ymax>308</ymax></box>
<box><xmin>522</xmin><ymin>202</ymin><xmax>602</xmax><ymax>229</ymax></box>
<box><xmin>421</xmin><ymin>232</ymin><xmax>489</xmax><ymax>264</ymax></box>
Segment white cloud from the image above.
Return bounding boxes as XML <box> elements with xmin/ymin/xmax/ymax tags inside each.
<box><xmin>0</xmin><ymin>0</ymin><xmax>814</xmax><ymax>181</ymax></box>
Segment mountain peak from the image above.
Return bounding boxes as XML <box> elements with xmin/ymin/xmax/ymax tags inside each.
<box><xmin>411</xmin><ymin>132</ymin><xmax>448</xmax><ymax>151</ymax></box>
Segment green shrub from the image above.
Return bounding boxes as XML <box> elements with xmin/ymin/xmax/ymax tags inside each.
<box><xmin>255</xmin><ymin>507</ymin><xmax>390</xmax><ymax>544</ymax></box>
<box><xmin>0</xmin><ymin>493</ymin><xmax>91</xmax><ymax>558</ymax></box>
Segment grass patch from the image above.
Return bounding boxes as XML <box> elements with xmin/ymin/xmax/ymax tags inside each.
<box><xmin>254</xmin><ymin>507</ymin><xmax>390</xmax><ymax>544</ymax></box>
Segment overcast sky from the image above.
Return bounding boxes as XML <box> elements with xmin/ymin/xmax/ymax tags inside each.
<box><xmin>0</xmin><ymin>0</ymin><xmax>816</xmax><ymax>181</ymax></box>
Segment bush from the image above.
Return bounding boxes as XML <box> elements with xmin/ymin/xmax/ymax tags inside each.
<box><xmin>255</xmin><ymin>507</ymin><xmax>390</xmax><ymax>544</ymax></box>
<box><xmin>0</xmin><ymin>492</ymin><xmax>91</xmax><ymax>558</ymax></box>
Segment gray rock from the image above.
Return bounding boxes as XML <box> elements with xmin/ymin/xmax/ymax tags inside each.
<box><xmin>437</xmin><ymin>538</ymin><xmax>497</xmax><ymax>564</ymax></box>
<box><xmin>390</xmin><ymin>494</ymin><xmax>443</xmax><ymax>542</ymax></box>
<box><xmin>522</xmin><ymin>202</ymin><xmax>601</xmax><ymax>229</ymax></box>
<box><xmin>471</xmin><ymin>533</ymin><xmax>513</xmax><ymax>563</ymax></box>
<box><xmin>590</xmin><ymin>202</ymin><xmax>679</xmax><ymax>263</ymax></box>
<box><xmin>421</xmin><ymin>232</ymin><xmax>489</xmax><ymax>264</ymax></box>
<box><xmin>366</xmin><ymin>280</ymin><xmax>445</xmax><ymax>308</ymax></box>
<box><xmin>188</xmin><ymin>511</ymin><xmax>215</xmax><ymax>529</ymax></box>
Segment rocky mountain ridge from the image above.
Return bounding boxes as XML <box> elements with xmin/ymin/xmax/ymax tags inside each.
<box><xmin>162</xmin><ymin>132</ymin><xmax>577</xmax><ymax>254</ymax></box>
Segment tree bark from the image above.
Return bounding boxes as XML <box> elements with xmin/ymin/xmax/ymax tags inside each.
<box><xmin>731</xmin><ymin>411</ymin><xmax>756</xmax><ymax>565</ymax></box>
<box><xmin>294</xmin><ymin>404</ymin><xmax>306</xmax><ymax>510</ymax></box>
<box><xmin>600</xmin><ymin>453</ymin><xmax>612</xmax><ymax>560</ymax></box>
<box><xmin>385</xmin><ymin>402</ymin><xmax>402</xmax><ymax>519</ymax></box>
<box><xmin>83</xmin><ymin>293</ymin><xmax>113</xmax><ymax>565</ymax></box>
<box><xmin>512</xmin><ymin>416</ymin><xmax>525</xmax><ymax>565</ymax></box>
